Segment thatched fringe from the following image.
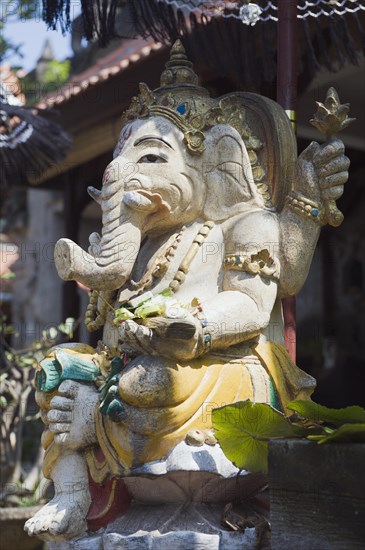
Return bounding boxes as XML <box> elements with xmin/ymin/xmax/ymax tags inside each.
<box><xmin>41</xmin><ymin>0</ymin><xmax>365</xmax><ymax>83</ymax></box>
<box><xmin>353</xmin><ymin>11</ymin><xmax>365</xmax><ymax>55</ymax></box>
<box><xmin>0</xmin><ymin>103</ymin><xmax>72</xmax><ymax>188</ymax></box>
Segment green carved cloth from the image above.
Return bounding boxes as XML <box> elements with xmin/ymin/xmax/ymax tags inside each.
<box><xmin>35</xmin><ymin>349</ymin><xmax>100</xmax><ymax>392</ymax></box>
<box><xmin>35</xmin><ymin>350</ymin><xmax>126</xmax><ymax>423</ymax></box>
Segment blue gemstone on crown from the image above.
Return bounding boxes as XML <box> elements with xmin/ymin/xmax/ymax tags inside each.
<box><xmin>311</xmin><ymin>208</ymin><xmax>319</xmax><ymax>217</ymax></box>
<box><xmin>177</xmin><ymin>103</ymin><xmax>187</xmax><ymax>115</ymax></box>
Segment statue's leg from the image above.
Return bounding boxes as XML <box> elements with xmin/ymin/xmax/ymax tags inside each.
<box><xmin>25</xmin><ymin>380</ymin><xmax>99</xmax><ymax>541</ymax></box>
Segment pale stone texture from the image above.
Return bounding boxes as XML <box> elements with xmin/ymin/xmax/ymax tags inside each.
<box><xmin>48</xmin><ymin>502</ymin><xmax>257</xmax><ymax>549</ymax></box>
<box><xmin>26</xmin><ymin>43</ymin><xmax>350</xmax><ymax>546</ymax></box>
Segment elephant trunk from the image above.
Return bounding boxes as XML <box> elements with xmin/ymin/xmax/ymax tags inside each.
<box><xmin>54</xmin><ymin>190</ymin><xmax>163</xmax><ymax>291</ymax></box>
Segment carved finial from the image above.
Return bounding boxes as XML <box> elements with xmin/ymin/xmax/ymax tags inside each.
<box><xmin>310</xmin><ymin>87</ymin><xmax>355</xmax><ymax>228</ymax></box>
<box><xmin>160</xmin><ymin>40</ymin><xmax>198</xmax><ymax>88</ymax></box>
<box><xmin>310</xmin><ymin>87</ymin><xmax>356</xmax><ymax>138</ymax></box>
<box><xmin>168</xmin><ymin>40</ymin><xmax>189</xmax><ymax>65</ymax></box>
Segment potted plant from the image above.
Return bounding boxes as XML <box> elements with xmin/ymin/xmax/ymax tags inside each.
<box><xmin>212</xmin><ymin>399</ymin><xmax>365</xmax><ymax>549</ymax></box>
<box><xmin>0</xmin><ymin>294</ymin><xmax>75</xmax><ymax>550</ymax></box>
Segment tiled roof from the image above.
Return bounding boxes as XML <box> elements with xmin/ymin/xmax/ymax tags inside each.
<box><xmin>38</xmin><ymin>38</ymin><xmax>163</xmax><ymax>108</ymax></box>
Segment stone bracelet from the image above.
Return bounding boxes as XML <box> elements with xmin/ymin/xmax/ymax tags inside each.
<box><xmin>286</xmin><ymin>191</ymin><xmax>324</xmax><ymax>225</ymax></box>
<box><xmin>193</xmin><ymin>299</ymin><xmax>212</xmax><ymax>351</ymax></box>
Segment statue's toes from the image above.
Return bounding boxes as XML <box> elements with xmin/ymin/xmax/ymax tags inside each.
<box><xmin>25</xmin><ymin>514</ymin><xmax>52</xmax><ymax>537</ymax></box>
<box><xmin>48</xmin><ymin>509</ymin><xmax>86</xmax><ymax>539</ymax></box>
<box><xmin>35</xmin><ymin>515</ymin><xmax>54</xmax><ymax>535</ymax></box>
<box><xmin>24</xmin><ymin>517</ymin><xmax>36</xmax><ymax>535</ymax></box>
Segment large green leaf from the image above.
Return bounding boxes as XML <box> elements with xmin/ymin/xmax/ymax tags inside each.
<box><xmin>287</xmin><ymin>400</ymin><xmax>365</xmax><ymax>425</ymax></box>
<box><xmin>212</xmin><ymin>400</ymin><xmax>304</xmax><ymax>473</ymax></box>
<box><xmin>307</xmin><ymin>423</ymin><xmax>365</xmax><ymax>444</ymax></box>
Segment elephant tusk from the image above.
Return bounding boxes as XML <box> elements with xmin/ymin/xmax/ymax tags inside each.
<box><xmin>123</xmin><ymin>191</ymin><xmax>155</xmax><ymax>211</ymax></box>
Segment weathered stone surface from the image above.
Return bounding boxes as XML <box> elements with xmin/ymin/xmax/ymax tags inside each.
<box><xmin>123</xmin><ymin>469</ymin><xmax>266</xmax><ymax>504</ymax></box>
<box><xmin>25</xmin><ymin>40</ymin><xmax>351</xmax><ymax>545</ymax></box>
<box><xmin>130</xmin><ymin>440</ymin><xmax>240</xmax><ymax>477</ymax></box>
<box><xmin>48</xmin><ymin>502</ymin><xmax>256</xmax><ymax>549</ymax></box>
<box><xmin>48</xmin><ymin>534</ymin><xmax>102</xmax><ymax>550</ymax></box>
<box><xmin>269</xmin><ymin>440</ymin><xmax>365</xmax><ymax>549</ymax></box>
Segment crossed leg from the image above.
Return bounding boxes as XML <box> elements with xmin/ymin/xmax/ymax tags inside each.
<box><xmin>25</xmin><ymin>380</ymin><xmax>99</xmax><ymax>541</ymax></box>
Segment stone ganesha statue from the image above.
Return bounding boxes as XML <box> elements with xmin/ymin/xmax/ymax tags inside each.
<box><xmin>25</xmin><ymin>41</ymin><xmax>350</xmax><ymax>542</ymax></box>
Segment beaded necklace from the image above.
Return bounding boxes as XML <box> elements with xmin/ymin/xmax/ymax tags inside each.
<box><xmin>84</xmin><ymin>221</ymin><xmax>215</xmax><ymax>332</ymax></box>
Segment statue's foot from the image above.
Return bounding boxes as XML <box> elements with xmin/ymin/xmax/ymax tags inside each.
<box><xmin>47</xmin><ymin>380</ymin><xmax>99</xmax><ymax>450</ymax></box>
<box><xmin>24</xmin><ymin>493</ymin><xmax>88</xmax><ymax>541</ymax></box>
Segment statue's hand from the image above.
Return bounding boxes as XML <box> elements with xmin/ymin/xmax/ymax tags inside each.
<box><xmin>118</xmin><ymin>314</ymin><xmax>203</xmax><ymax>361</ymax></box>
<box><xmin>313</xmin><ymin>138</ymin><xmax>350</xmax><ymax>204</ymax></box>
<box><xmin>295</xmin><ymin>139</ymin><xmax>349</xmax><ymax>206</ymax></box>
<box><xmin>294</xmin><ymin>141</ymin><xmax>321</xmax><ymax>200</ymax></box>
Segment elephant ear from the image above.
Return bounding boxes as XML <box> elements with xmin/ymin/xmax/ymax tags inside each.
<box><xmin>203</xmin><ymin>127</ymin><xmax>264</xmax><ymax>221</ymax></box>
<box><xmin>218</xmin><ymin>92</ymin><xmax>297</xmax><ymax>212</ymax></box>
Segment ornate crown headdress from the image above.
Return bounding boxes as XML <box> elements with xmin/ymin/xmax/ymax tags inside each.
<box><xmin>120</xmin><ymin>40</ymin><xmax>297</xmax><ymax>211</ymax></box>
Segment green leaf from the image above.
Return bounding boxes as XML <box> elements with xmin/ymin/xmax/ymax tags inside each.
<box><xmin>134</xmin><ymin>303</ymin><xmax>162</xmax><ymax>319</ymax></box>
<box><xmin>1</xmin><ymin>272</ymin><xmax>15</xmax><ymax>280</ymax></box>
<box><xmin>0</xmin><ymin>396</ymin><xmax>7</xmax><ymax>408</ymax></box>
<box><xmin>307</xmin><ymin>423</ymin><xmax>365</xmax><ymax>444</ymax></box>
<box><xmin>3</xmin><ymin>325</ymin><xmax>16</xmax><ymax>336</ymax></box>
<box><xmin>114</xmin><ymin>307</ymin><xmax>135</xmax><ymax>322</ymax></box>
<box><xmin>212</xmin><ymin>400</ymin><xmax>304</xmax><ymax>473</ymax></box>
<box><xmin>305</xmin><ymin>434</ymin><xmax>323</xmax><ymax>441</ymax></box>
<box><xmin>57</xmin><ymin>318</ymin><xmax>75</xmax><ymax>337</ymax></box>
<box><xmin>159</xmin><ymin>288</ymin><xmax>174</xmax><ymax>298</ymax></box>
<box><xmin>287</xmin><ymin>400</ymin><xmax>365</xmax><ymax>426</ymax></box>
<box><xmin>42</xmin><ymin>59</ymin><xmax>71</xmax><ymax>87</ymax></box>
<box><xmin>47</xmin><ymin>327</ymin><xmax>58</xmax><ymax>340</ymax></box>
<box><xmin>323</xmin><ymin>426</ymin><xmax>335</xmax><ymax>434</ymax></box>
<box><xmin>128</xmin><ymin>291</ymin><xmax>154</xmax><ymax>309</ymax></box>
<box><xmin>19</xmin><ymin>356</ymin><xmax>36</xmax><ymax>366</ymax></box>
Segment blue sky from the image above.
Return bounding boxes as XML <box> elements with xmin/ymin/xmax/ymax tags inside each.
<box><xmin>4</xmin><ymin>13</ymin><xmax>77</xmax><ymax>72</ymax></box>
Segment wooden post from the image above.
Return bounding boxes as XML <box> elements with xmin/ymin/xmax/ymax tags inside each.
<box><xmin>277</xmin><ymin>0</ymin><xmax>298</xmax><ymax>363</ymax></box>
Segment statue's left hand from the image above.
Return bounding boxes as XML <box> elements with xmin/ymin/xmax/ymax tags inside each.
<box><xmin>313</xmin><ymin>138</ymin><xmax>350</xmax><ymax>204</ymax></box>
<box><xmin>118</xmin><ymin>314</ymin><xmax>203</xmax><ymax>360</ymax></box>
<box><xmin>295</xmin><ymin>139</ymin><xmax>350</xmax><ymax>205</ymax></box>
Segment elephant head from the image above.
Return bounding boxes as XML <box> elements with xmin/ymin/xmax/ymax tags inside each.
<box><xmin>54</xmin><ymin>118</ymin><xmax>265</xmax><ymax>292</ymax></box>
<box><xmin>54</xmin><ymin>116</ymin><xmax>207</xmax><ymax>291</ymax></box>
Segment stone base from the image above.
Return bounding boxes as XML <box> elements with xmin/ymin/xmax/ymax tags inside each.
<box><xmin>48</xmin><ymin>502</ymin><xmax>258</xmax><ymax>549</ymax></box>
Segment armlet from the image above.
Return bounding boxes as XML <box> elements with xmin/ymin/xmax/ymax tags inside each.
<box><xmin>223</xmin><ymin>248</ymin><xmax>280</xmax><ymax>280</ymax></box>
